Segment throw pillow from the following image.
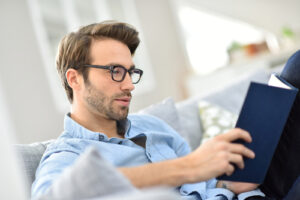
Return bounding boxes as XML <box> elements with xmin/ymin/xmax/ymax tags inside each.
<box><xmin>39</xmin><ymin>147</ymin><xmax>137</xmax><ymax>200</ymax></box>
<box><xmin>176</xmin><ymin>99</ymin><xmax>203</xmax><ymax>150</ymax></box>
<box><xmin>138</xmin><ymin>97</ymin><xmax>183</xmax><ymax>135</ymax></box>
<box><xmin>198</xmin><ymin>101</ymin><xmax>238</xmax><ymax>145</ymax></box>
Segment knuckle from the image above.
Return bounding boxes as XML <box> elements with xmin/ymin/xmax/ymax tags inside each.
<box><xmin>217</xmin><ymin>142</ymin><xmax>228</xmax><ymax>151</ymax></box>
<box><xmin>220</xmin><ymin>160</ymin><xmax>229</xmax><ymax>169</ymax></box>
<box><xmin>237</xmin><ymin>144</ymin><xmax>246</xmax><ymax>152</ymax></box>
<box><xmin>229</xmin><ymin>165</ymin><xmax>234</xmax><ymax>173</ymax></box>
<box><xmin>226</xmin><ymin>165</ymin><xmax>234</xmax><ymax>175</ymax></box>
<box><xmin>214</xmin><ymin>134</ymin><xmax>222</xmax><ymax>141</ymax></box>
<box><xmin>242</xmin><ymin>147</ymin><xmax>250</xmax><ymax>155</ymax></box>
<box><xmin>237</xmin><ymin>154</ymin><xmax>243</xmax><ymax>161</ymax></box>
<box><xmin>219</xmin><ymin>151</ymin><xmax>229</xmax><ymax>160</ymax></box>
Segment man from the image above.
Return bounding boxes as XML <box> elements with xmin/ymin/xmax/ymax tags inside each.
<box><xmin>32</xmin><ymin>21</ymin><xmax>264</xmax><ymax>199</ymax></box>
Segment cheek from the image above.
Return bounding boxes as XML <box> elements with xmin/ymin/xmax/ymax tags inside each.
<box><xmin>89</xmin><ymin>73</ymin><xmax>119</xmax><ymax>93</ymax></box>
<box><xmin>88</xmin><ymin>69</ymin><xmax>111</xmax><ymax>83</ymax></box>
<box><xmin>85</xmin><ymin>73</ymin><xmax>121</xmax><ymax>101</ymax></box>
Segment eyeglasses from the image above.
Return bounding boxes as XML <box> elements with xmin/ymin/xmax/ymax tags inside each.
<box><xmin>84</xmin><ymin>64</ymin><xmax>143</xmax><ymax>84</ymax></box>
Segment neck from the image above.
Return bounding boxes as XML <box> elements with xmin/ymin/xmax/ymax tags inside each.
<box><xmin>70</xmin><ymin>102</ymin><xmax>122</xmax><ymax>138</ymax></box>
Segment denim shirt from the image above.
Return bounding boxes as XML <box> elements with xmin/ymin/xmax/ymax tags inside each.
<box><xmin>32</xmin><ymin>113</ymin><xmax>264</xmax><ymax>199</ymax></box>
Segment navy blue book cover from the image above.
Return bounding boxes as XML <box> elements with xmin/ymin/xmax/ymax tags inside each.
<box><xmin>218</xmin><ymin>81</ymin><xmax>298</xmax><ymax>183</ymax></box>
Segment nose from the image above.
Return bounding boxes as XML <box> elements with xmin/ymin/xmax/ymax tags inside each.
<box><xmin>120</xmin><ymin>72</ymin><xmax>135</xmax><ymax>92</ymax></box>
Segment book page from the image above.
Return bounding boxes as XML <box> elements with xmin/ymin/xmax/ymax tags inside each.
<box><xmin>268</xmin><ymin>74</ymin><xmax>292</xmax><ymax>90</ymax></box>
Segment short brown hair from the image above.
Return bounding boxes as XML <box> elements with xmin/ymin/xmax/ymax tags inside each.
<box><xmin>56</xmin><ymin>21</ymin><xmax>140</xmax><ymax>103</ymax></box>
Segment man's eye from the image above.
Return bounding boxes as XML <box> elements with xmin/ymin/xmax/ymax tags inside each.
<box><xmin>113</xmin><ymin>69</ymin><xmax>122</xmax><ymax>74</ymax></box>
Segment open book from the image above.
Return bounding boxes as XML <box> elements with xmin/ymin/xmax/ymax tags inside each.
<box><xmin>218</xmin><ymin>74</ymin><xmax>298</xmax><ymax>183</ymax></box>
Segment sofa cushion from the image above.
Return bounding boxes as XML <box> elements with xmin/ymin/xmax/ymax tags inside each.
<box><xmin>139</xmin><ymin>97</ymin><xmax>202</xmax><ymax>149</ymax></box>
<box><xmin>138</xmin><ymin>97</ymin><xmax>183</xmax><ymax>134</ymax></box>
<box><xmin>15</xmin><ymin>140</ymin><xmax>53</xmax><ymax>184</ymax></box>
<box><xmin>198</xmin><ymin>100</ymin><xmax>237</xmax><ymax>144</ymax></box>
<box><xmin>176</xmin><ymin>98</ymin><xmax>203</xmax><ymax>150</ymax></box>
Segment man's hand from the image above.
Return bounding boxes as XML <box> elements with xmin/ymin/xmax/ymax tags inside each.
<box><xmin>120</xmin><ymin>128</ymin><xmax>255</xmax><ymax>188</ymax></box>
<box><xmin>183</xmin><ymin>128</ymin><xmax>255</xmax><ymax>183</ymax></box>
<box><xmin>217</xmin><ymin>181</ymin><xmax>259</xmax><ymax>194</ymax></box>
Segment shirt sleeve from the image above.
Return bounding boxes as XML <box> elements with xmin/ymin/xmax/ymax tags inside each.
<box><xmin>31</xmin><ymin>150</ymin><xmax>79</xmax><ymax>198</ymax></box>
<box><xmin>179</xmin><ymin>179</ymin><xmax>235</xmax><ymax>200</ymax></box>
<box><xmin>169</xmin><ymin>132</ymin><xmax>235</xmax><ymax>199</ymax></box>
<box><xmin>135</xmin><ymin>114</ymin><xmax>262</xmax><ymax>200</ymax></box>
<box><xmin>237</xmin><ymin>189</ymin><xmax>265</xmax><ymax>200</ymax></box>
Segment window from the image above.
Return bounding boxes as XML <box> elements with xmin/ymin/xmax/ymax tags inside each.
<box><xmin>173</xmin><ymin>0</ymin><xmax>266</xmax><ymax>75</ymax></box>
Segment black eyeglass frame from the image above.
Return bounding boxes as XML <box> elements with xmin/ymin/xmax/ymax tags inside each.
<box><xmin>83</xmin><ymin>64</ymin><xmax>143</xmax><ymax>84</ymax></box>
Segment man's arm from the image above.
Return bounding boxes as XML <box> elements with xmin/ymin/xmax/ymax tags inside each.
<box><xmin>119</xmin><ymin>128</ymin><xmax>255</xmax><ymax>188</ymax></box>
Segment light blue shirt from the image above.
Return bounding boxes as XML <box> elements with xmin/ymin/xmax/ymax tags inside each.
<box><xmin>32</xmin><ymin>113</ymin><xmax>264</xmax><ymax>199</ymax></box>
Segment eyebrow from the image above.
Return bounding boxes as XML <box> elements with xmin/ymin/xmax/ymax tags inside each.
<box><xmin>108</xmin><ymin>63</ymin><xmax>136</xmax><ymax>70</ymax></box>
<box><xmin>129</xmin><ymin>65</ymin><xmax>136</xmax><ymax>70</ymax></box>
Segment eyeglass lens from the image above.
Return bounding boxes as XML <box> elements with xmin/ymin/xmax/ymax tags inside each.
<box><xmin>112</xmin><ymin>66</ymin><xmax>141</xmax><ymax>84</ymax></box>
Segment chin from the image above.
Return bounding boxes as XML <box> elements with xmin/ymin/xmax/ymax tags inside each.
<box><xmin>118</xmin><ymin>110</ymin><xmax>129</xmax><ymax>120</ymax></box>
<box><xmin>109</xmin><ymin>107</ymin><xmax>129</xmax><ymax>121</ymax></box>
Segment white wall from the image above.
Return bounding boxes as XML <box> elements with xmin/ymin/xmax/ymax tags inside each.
<box><xmin>130</xmin><ymin>0</ymin><xmax>189</xmax><ymax>110</ymax></box>
<box><xmin>0</xmin><ymin>0</ymin><xmax>64</xmax><ymax>143</ymax></box>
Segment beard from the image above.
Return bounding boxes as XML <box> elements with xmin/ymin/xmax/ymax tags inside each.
<box><xmin>84</xmin><ymin>82</ymin><xmax>131</xmax><ymax>121</ymax></box>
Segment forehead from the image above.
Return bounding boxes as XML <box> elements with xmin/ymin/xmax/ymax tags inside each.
<box><xmin>89</xmin><ymin>39</ymin><xmax>133</xmax><ymax>67</ymax></box>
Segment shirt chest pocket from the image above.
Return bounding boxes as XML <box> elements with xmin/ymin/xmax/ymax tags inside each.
<box><xmin>147</xmin><ymin>142</ymin><xmax>178</xmax><ymax>162</ymax></box>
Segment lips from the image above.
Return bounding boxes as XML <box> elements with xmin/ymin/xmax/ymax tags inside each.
<box><xmin>115</xmin><ymin>97</ymin><xmax>131</xmax><ymax>107</ymax></box>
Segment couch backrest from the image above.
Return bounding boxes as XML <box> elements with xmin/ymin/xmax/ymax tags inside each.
<box><xmin>15</xmin><ymin>140</ymin><xmax>54</xmax><ymax>185</ymax></box>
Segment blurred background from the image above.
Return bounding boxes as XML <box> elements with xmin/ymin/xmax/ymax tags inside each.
<box><xmin>0</xmin><ymin>0</ymin><xmax>300</xmax><ymax>144</ymax></box>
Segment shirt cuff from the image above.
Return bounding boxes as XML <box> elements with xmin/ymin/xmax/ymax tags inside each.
<box><xmin>179</xmin><ymin>182</ymin><xmax>206</xmax><ymax>197</ymax></box>
<box><xmin>237</xmin><ymin>189</ymin><xmax>265</xmax><ymax>200</ymax></box>
<box><xmin>207</xmin><ymin>178</ymin><xmax>218</xmax><ymax>188</ymax></box>
<box><xmin>206</xmin><ymin>188</ymin><xmax>235</xmax><ymax>200</ymax></box>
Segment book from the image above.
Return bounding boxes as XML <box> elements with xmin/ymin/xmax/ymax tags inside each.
<box><xmin>218</xmin><ymin>74</ymin><xmax>298</xmax><ymax>183</ymax></box>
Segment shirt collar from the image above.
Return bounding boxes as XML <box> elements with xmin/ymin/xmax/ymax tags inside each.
<box><xmin>64</xmin><ymin>113</ymin><xmax>131</xmax><ymax>141</ymax></box>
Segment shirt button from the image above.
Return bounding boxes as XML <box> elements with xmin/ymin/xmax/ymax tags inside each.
<box><xmin>216</xmin><ymin>194</ymin><xmax>228</xmax><ymax>200</ymax></box>
<box><xmin>99</xmin><ymin>135</ymin><xmax>105</xmax><ymax>141</ymax></box>
<box><xmin>182</xmin><ymin>190</ymin><xmax>188</xmax><ymax>195</ymax></box>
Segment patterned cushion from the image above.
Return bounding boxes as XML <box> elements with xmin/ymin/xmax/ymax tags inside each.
<box><xmin>198</xmin><ymin>101</ymin><xmax>237</xmax><ymax>144</ymax></box>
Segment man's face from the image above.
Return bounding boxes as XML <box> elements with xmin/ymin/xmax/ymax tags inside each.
<box><xmin>82</xmin><ymin>39</ymin><xmax>135</xmax><ymax>121</ymax></box>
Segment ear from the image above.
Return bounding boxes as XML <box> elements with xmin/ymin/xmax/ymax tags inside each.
<box><xmin>65</xmin><ymin>69</ymin><xmax>83</xmax><ymax>91</ymax></box>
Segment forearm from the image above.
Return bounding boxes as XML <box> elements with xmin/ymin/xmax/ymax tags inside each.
<box><xmin>119</xmin><ymin>157</ymin><xmax>192</xmax><ymax>188</ymax></box>
<box><xmin>120</xmin><ymin>129</ymin><xmax>255</xmax><ymax>189</ymax></box>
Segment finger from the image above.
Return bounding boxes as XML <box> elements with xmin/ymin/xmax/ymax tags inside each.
<box><xmin>228</xmin><ymin>153</ymin><xmax>244</xmax><ymax>169</ymax></box>
<box><xmin>217</xmin><ymin>128</ymin><xmax>252</xmax><ymax>143</ymax></box>
<box><xmin>229</xmin><ymin>143</ymin><xmax>255</xmax><ymax>159</ymax></box>
<box><xmin>225</xmin><ymin>164</ymin><xmax>235</xmax><ymax>176</ymax></box>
